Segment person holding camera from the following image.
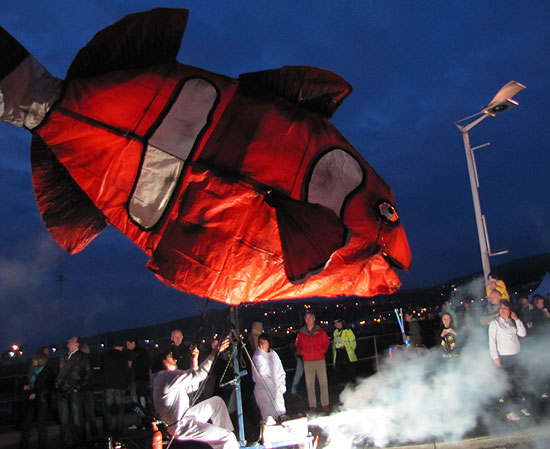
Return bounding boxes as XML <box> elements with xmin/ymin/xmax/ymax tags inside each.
<box><xmin>151</xmin><ymin>337</ymin><xmax>238</xmax><ymax>449</ymax></box>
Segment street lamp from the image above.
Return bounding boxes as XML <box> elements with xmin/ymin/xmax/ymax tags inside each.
<box><xmin>454</xmin><ymin>81</ymin><xmax>525</xmax><ymax>288</ymax></box>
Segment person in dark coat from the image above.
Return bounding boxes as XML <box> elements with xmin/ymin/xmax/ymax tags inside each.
<box><xmin>79</xmin><ymin>342</ymin><xmax>98</xmax><ymax>442</ymax></box>
<box><xmin>404</xmin><ymin>312</ymin><xmax>423</xmax><ymax>347</ymax></box>
<box><xmin>125</xmin><ymin>336</ymin><xmax>151</xmax><ymax>429</ymax></box>
<box><xmin>102</xmin><ymin>339</ymin><xmax>130</xmax><ymax>439</ymax></box>
<box><xmin>125</xmin><ymin>336</ymin><xmax>151</xmax><ymax>410</ymax></box>
<box><xmin>19</xmin><ymin>352</ymin><xmax>54</xmax><ymax>449</ymax></box>
<box><xmin>55</xmin><ymin>336</ymin><xmax>91</xmax><ymax>449</ymax></box>
<box><xmin>170</xmin><ymin>329</ymin><xmax>190</xmax><ymax>370</ymax></box>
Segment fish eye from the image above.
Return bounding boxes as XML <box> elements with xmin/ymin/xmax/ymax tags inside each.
<box><xmin>376</xmin><ymin>201</ymin><xmax>399</xmax><ymax>226</ymax></box>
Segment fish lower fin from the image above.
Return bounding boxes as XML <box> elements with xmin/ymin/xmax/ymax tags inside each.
<box><xmin>31</xmin><ymin>136</ymin><xmax>108</xmax><ymax>254</ymax></box>
<box><xmin>265</xmin><ymin>192</ymin><xmax>348</xmax><ymax>283</ymax></box>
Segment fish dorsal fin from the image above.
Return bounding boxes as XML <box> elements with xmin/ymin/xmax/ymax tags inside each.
<box><xmin>67</xmin><ymin>8</ymin><xmax>189</xmax><ymax>79</ymax></box>
<box><xmin>239</xmin><ymin>66</ymin><xmax>352</xmax><ymax>118</ymax></box>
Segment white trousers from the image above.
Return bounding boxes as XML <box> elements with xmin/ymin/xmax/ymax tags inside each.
<box><xmin>254</xmin><ymin>386</ymin><xmax>286</xmax><ymax>420</ymax></box>
<box><xmin>175</xmin><ymin>396</ymin><xmax>239</xmax><ymax>449</ymax></box>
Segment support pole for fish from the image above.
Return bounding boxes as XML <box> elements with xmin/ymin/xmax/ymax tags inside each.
<box><xmin>226</xmin><ymin>306</ymin><xmax>249</xmax><ymax>447</ymax></box>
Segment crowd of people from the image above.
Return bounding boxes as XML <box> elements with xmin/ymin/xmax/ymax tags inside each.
<box><xmin>433</xmin><ymin>274</ymin><xmax>550</xmax><ymax>422</ymax></box>
<box><xmin>16</xmin><ymin>313</ymin><xmax>357</xmax><ymax>449</ymax></box>
<box><xmin>16</xmin><ymin>273</ymin><xmax>550</xmax><ymax>448</ymax></box>
<box><xmin>18</xmin><ymin>335</ymin><xmax>155</xmax><ymax>448</ymax></box>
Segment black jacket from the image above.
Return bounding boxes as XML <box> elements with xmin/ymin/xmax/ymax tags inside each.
<box><xmin>171</xmin><ymin>343</ymin><xmax>190</xmax><ymax>370</ymax></box>
<box><xmin>128</xmin><ymin>345</ymin><xmax>150</xmax><ymax>382</ymax></box>
<box><xmin>102</xmin><ymin>349</ymin><xmax>130</xmax><ymax>389</ymax></box>
<box><xmin>27</xmin><ymin>363</ymin><xmax>55</xmax><ymax>404</ymax></box>
<box><xmin>56</xmin><ymin>350</ymin><xmax>91</xmax><ymax>393</ymax></box>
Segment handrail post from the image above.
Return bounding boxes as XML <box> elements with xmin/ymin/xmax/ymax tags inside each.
<box><xmin>373</xmin><ymin>334</ymin><xmax>380</xmax><ymax>372</ymax></box>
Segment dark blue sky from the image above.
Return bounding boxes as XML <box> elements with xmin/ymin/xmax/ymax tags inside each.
<box><xmin>1</xmin><ymin>1</ymin><xmax>548</xmax><ymax>352</ymax></box>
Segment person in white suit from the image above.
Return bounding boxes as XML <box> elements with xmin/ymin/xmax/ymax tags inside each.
<box><xmin>152</xmin><ymin>338</ymin><xmax>238</xmax><ymax>449</ymax></box>
<box><xmin>252</xmin><ymin>333</ymin><xmax>286</xmax><ymax>421</ymax></box>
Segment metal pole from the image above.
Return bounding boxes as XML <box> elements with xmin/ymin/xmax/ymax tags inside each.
<box><xmin>373</xmin><ymin>334</ymin><xmax>380</xmax><ymax>372</ymax></box>
<box><xmin>229</xmin><ymin>306</ymin><xmax>248</xmax><ymax>447</ymax></box>
<box><xmin>460</xmin><ymin>128</ymin><xmax>491</xmax><ymax>287</ymax></box>
<box><xmin>232</xmin><ymin>339</ymin><xmax>247</xmax><ymax>446</ymax></box>
<box><xmin>455</xmin><ymin>114</ymin><xmax>490</xmax><ymax>289</ymax></box>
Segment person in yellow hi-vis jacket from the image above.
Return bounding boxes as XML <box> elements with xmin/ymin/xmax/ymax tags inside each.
<box><xmin>332</xmin><ymin>319</ymin><xmax>357</xmax><ymax>384</ymax></box>
<box><xmin>486</xmin><ymin>273</ymin><xmax>509</xmax><ymax>300</ymax></box>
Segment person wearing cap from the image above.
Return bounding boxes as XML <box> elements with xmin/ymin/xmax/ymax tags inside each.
<box><xmin>102</xmin><ymin>338</ymin><xmax>130</xmax><ymax>439</ymax></box>
<box><xmin>332</xmin><ymin>319</ymin><xmax>357</xmax><ymax>384</ymax></box>
<box><xmin>486</xmin><ymin>274</ymin><xmax>509</xmax><ymax>300</ymax></box>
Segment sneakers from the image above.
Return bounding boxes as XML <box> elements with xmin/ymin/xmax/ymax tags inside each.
<box><xmin>541</xmin><ymin>393</ymin><xmax>549</xmax><ymax>398</ymax></box>
<box><xmin>506</xmin><ymin>412</ymin><xmax>520</xmax><ymax>421</ymax></box>
<box><xmin>520</xmin><ymin>408</ymin><xmax>531</xmax><ymax>417</ymax></box>
<box><xmin>128</xmin><ymin>425</ymin><xmax>139</xmax><ymax>430</ymax></box>
<box><xmin>498</xmin><ymin>397</ymin><xmax>504</xmax><ymax>403</ymax></box>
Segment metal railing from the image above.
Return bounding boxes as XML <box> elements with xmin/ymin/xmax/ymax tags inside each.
<box><xmin>0</xmin><ymin>330</ymin><xmax>420</xmax><ymax>424</ymax></box>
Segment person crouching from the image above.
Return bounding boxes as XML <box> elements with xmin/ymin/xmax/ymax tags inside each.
<box><xmin>151</xmin><ymin>337</ymin><xmax>238</xmax><ymax>449</ymax></box>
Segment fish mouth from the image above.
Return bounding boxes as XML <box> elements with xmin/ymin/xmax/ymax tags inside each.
<box><xmin>381</xmin><ymin>225</ymin><xmax>412</xmax><ymax>272</ymax></box>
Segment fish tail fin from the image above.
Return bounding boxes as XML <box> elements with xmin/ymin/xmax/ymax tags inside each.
<box><xmin>0</xmin><ymin>26</ymin><xmax>62</xmax><ymax>129</ymax></box>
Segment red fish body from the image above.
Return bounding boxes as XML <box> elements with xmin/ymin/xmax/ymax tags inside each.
<box><xmin>0</xmin><ymin>8</ymin><xmax>411</xmax><ymax>304</ymax></box>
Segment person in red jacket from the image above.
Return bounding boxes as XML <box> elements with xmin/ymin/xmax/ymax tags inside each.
<box><xmin>295</xmin><ymin>312</ymin><xmax>330</xmax><ymax>412</ymax></box>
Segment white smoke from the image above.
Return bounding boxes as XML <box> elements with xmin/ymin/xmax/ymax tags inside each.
<box><xmin>312</xmin><ymin>280</ymin><xmax>550</xmax><ymax>448</ymax></box>
<box><xmin>448</xmin><ymin>276</ymin><xmax>485</xmax><ymax>308</ymax></box>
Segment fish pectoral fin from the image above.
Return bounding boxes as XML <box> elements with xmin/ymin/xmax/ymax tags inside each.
<box><xmin>265</xmin><ymin>192</ymin><xmax>348</xmax><ymax>283</ymax></box>
<box><xmin>31</xmin><ymin>136</ymin><xmax>108</xmax><ymax>254</ymax></box>
<box><xmin>67</xmin><ymin>8</ymin><xmax>189</xmax><ymax>79</ymax></box>
<box><xmin>239</xmin><ymin>66</ymin><xmax>352</xmax><ymax>118</ymax></box>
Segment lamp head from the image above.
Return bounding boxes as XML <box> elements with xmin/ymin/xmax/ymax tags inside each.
<box><xmin>481</xmin><ymin>81</ymin><xmax>525</xmax><ymax>117</ymax></box>
<box><xmin>482</xmin><ymin>98</ymin><xmax>519</xmax><ymax>116</ymax></box>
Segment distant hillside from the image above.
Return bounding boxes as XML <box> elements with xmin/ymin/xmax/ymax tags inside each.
<box><xmin>445</xmin><ymin>253</ymin><xmax>549</xmax><ymax>287</ymax></box>
<box><xmin>59</xmin><ymin>253</ymin><xmax>550</xmax><ymax>349</ymax></box>
<box><xmin>391</xmin><ymin>253</ymin><xmax>550</xmax><ymax>305</ymax></box>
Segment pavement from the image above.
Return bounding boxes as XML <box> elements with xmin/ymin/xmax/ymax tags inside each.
<box><xmin>3</xmin><ymin>410</ymin><xmax>550</xmax><ymax>449</ymax></box>
<box><xmin>382</xmin><ymin>426</ymin><xmax>550</xmax><ymax>449</ymax></box>
<box><xmin>3</xmin><ymin>391</ymin><xmax>550</xmax><ymax>449</ymax></box>
<box><xmin>0</xmin><ymin>412</ymin><xmax>190</xmax><ymax>448</ymax></box>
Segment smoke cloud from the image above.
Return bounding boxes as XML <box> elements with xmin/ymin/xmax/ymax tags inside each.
<box><xmin>313</xmin><ymin>279</ymin><xmax>550</xmax><ymax>448</ymax></box>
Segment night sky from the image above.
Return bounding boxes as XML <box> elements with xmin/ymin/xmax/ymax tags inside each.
<box><xmin>1</xmin><ymin>1</ymin><xmax>548</xmax><ymax>352</ymax></box>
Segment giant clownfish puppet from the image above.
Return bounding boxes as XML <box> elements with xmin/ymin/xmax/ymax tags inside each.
<box><xmin>0</xmin><ymin>8</ymin><xmax>411</xmax><ymax>305</ymax></box>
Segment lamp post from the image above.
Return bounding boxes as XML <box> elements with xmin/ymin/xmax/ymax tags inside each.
<box><xmin>454</xmin><ymin>81</ymin><xmax>525</xmax><ymax>288</ymax></box>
